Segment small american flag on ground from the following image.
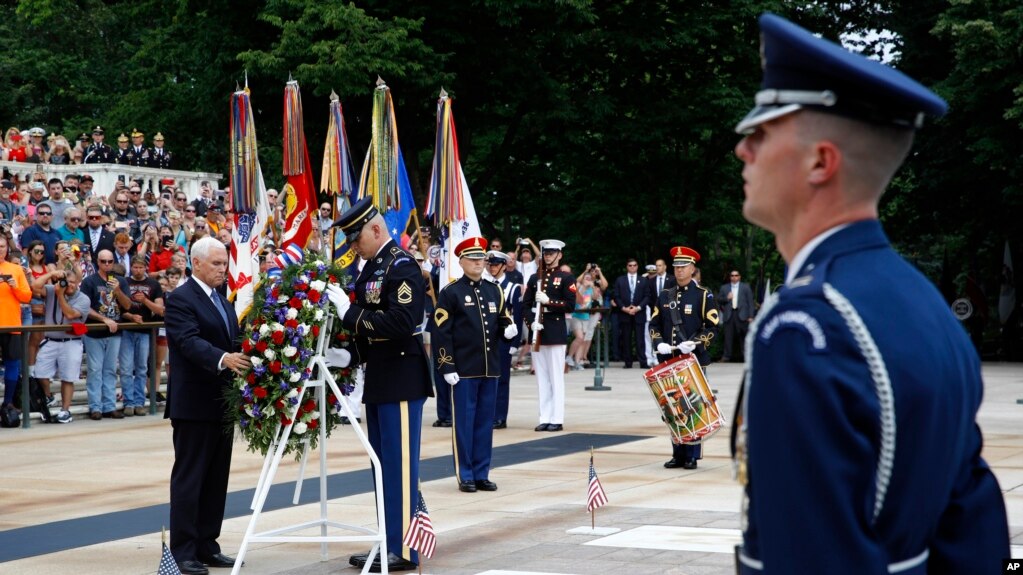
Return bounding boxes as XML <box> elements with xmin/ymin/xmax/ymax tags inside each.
<box><xmin>401</xmin><ymin>491</ymin><xmax>436</xmax><ymax>559</ymax></box>
<box><xmin>587</xmin><ymin>453</ymin><xmax>609</xmax><ymax>512</ymax></box>
<box><xmin>158</xmin><ymin>542</ymin><xmax>182</xmax><ymax>575</ymax></box>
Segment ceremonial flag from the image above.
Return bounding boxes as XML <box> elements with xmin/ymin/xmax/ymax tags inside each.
<box><xmin>587</xmin><ymin>453</ymin><xmax>608</xmax><ymax>512</ymax></box>
<box><xmin>227</xmin><ymin>86</ymin><xmax>270</xmax><ymax>320</ymax></box>
<box><xmin>281</xmin><ymin>80</ymin><xmax>317</xmax><ymax>254</ymax></box>
<box><xmin>358</xmin><ymin>79</ymin><xmax>418</xmax><ymax>246</ymax></box>
<box><xmin>157</xmin><ymin>527</ymin><xmax>182</xmax><ymax>575</ymax></box>
<box><xmin>320</xmin><ymin>91</ymin><xmax>359</xmax><ymax>275</ymax></box>
<box><xmin>425</xmin><ymin>89</ymin><xmax>480</xmax><ymax>286</ymax></box>
<box><xmin>999</xmin><ymin>240</ymin><xmax>1016</xmax><ymax>325</ymax></box>
<box><xmin>401</xmin><ymin>491</ymin><xmax>436</xmax><ymax>559</ymax></box>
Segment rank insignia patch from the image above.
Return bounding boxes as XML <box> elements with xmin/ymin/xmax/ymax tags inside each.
<box><xmin>397</xmin><ymin>281</ymin><xmax>413</xmax><ymax>304</ymax></box>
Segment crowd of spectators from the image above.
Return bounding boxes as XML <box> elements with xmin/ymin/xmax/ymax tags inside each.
<box><xmin>1</xmin><ymin>125</ymin><xmax>172</xmax><ymax>168</ymax></box>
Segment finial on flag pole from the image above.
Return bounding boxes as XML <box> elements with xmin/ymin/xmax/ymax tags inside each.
<box><xmin>376</xmin><ymin>75</ymin><xmax>387</xmax><ymax>87</ymax></box>
<box><xmin>439</xmin><ymin>87</ymin><xmax>448</xmax><ymax>100</ymax></box>
<box><xmin>162</xmin><ymin>526</ymin><xmax>166</xmax><ymax>544</ymax></box>
<box><xmin>244</xmin><ymin>69</ymin><xmax>249</xmax><ymax>89</ymax></box>
<box><xmin>330</xmin><ymin>89</ymin><xmax>339</xmax><ymax>102</ymax></box>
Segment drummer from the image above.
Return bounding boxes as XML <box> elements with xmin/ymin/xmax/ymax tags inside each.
<box><xmin>649</xmin><ymin>246</ymin><xmax>719</xmax><ymax>469</ymax></box>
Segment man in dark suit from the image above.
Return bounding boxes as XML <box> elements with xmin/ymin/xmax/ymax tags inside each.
<box><xmin>717</xmin><ymin>269</ymin><xmax>754</xmax><ymax>362</ymax></box>
<box><xmin>164</xmin><ymin>236</ymin><xmax>251</xmax><ymax>575</ymax></box>
<box><xmin>644</xmin><ymin>259</ymin><xmax>676</xmax><ymax>366</ymax></box>
<box><xmin>611</xmin><ymin>258</ymin><xmax>648</xmax><ymax>368</ymax></box>
<box><xmin>325</xmin><ymin>197</ymin><xmax>432</xmax><ymax>573</ymax></box>
<box><xmin>83</xmin><ymin>205</ymin><xmax>116</xmax><ymax>268</ymax></box>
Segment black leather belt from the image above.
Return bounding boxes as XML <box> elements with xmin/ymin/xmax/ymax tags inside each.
<box><xmin>44</xmin><ymin>337</ymin><xmax>77</xmax><ymax>342</ymax></box>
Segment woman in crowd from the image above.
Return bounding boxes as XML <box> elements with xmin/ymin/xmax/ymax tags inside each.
<box><xmin>23</xmin><ymin>241</ymin><xmax>49</xmax><ymax>370</ymax></box>
<box><xmin>47</xmin><ymin>136</ymin><xmax>73</xmax><ymax>165</ymax></box>
<box><xmin>0</xmin><ymin>235</ymin><xmax>32</xmax><ymax>416</ymax></box>
<box><xmin>567</xmin><ymin>268</ymin><xmax>605</xmax><ymax>370</ymax></box>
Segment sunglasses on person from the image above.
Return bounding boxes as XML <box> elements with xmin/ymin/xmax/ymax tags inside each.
<box><xmin>185</xmin><ymin>208</ymin><xmax>195</xmax><ymax>213</ymax></box>
<box><xmin>31</xmin><ymin>249</ymin><xmax>44</xmax><ymax>254</ymax></box>
<box><xmin>98</xmin><ymin>259</ymin><xmax>114</xmax><ymax>264</ymax></box>
<box><xmin>129</xmin><ymin>189</ymin><xmax>141</xmax><ymax>194</ymax></box>
<box><xmin>88</xmin><ymin>215</ymin><xmax>102</xmax><ymax>220</ymax></box>
<box><xmin>67</xmin><ymin>217</ymin><xmax>81</xmax><ymax>222</ymax></box>
<box><xmin>37</xmin><ymin>211</ymin><xmax>52</xmax><ymax>216</ymax></box>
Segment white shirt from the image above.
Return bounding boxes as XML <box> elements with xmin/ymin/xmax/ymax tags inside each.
<box><xmin>785</xmin><ymin>224</ymin><xmax>851</xmax><ymax>285</ymax></box>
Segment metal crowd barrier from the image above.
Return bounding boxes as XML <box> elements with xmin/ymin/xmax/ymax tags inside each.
<box><xmin>584</xmin><ymin>307</ymin><xmax>612</xmax><ymax>391</ymax></box>
<box><xmin>0</xmin><ymin>321</ymin><xmax>164</xmax><ymax>429</ymax></box>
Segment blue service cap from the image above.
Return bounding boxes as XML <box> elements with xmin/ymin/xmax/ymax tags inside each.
<box><xmin>735</xmin><ymin>13</ymin><xmax>948</xmax><ymax>134</ymax></box>
<box><xmin>332</xmin><ymin>196</ymin><xmax>379</xmax><ymax>243</ymax></box>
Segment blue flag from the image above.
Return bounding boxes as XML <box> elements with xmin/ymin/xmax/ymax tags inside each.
<box><xmin>382</xmin><ymin>146</ymin><xmax>415</xmax><ymax>244</ymax></box>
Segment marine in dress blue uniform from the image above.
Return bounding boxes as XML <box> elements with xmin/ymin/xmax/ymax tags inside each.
<box><xmin>431</xmin><ymin>238</ymin><xmax>516</xmax><ymax>493</ymax></box>
<box><xmin>327</xmin><ymin>197</ymin><xmax>432</xmax><ymax>573</ymax></box>
<box><xmin>521</xmin><ymin>239</ymin><xmax>577</xmax><ymax>431</ymax></box>
<box><xmin>83</xmin><ymin>126</ymin><xmax>115</xmax><ymax>164</ymax></box>
<box><xmin>486</xmin><ymin>250</ymin><xmax>522</xmax><ymax>429</ymax></box>
<box><xmin>731</xmin><ymin>14</ymin><xmax>1009</xmax><ymax>574</ymax></box>
<box><xmin>125</xmin><ymin>129</ymin><xmax>152</xmax><ymax>167</ymax></box>
<box><xmin>649</xmin><ymin>246</ymin><xmax>719</xmax><ymax>470</ymax></box>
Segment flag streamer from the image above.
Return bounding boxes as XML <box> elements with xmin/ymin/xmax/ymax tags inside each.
<box><xmin>359</xmin><ymin>82</ymin><xmax>403</xmax><ymax>215</ymax></box>
<box><xmin>280</xmin><ymin>80</ymin><xmax>316</xmax><ymax>253</ymax></box>
<box><xmin>320</xmin><ymin>92</ymin><xmax>360</xmax><ymax>274</ymax></box>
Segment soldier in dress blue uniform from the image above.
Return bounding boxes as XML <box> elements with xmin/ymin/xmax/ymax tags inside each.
<box><xmin>649</xmin><ymin>246</ymin><xmax>719</xmax><ymax>470</ymax></box>
<box><xmin>731</xmin><ymin>13</ymin><xmax>1009</xmax><ymax>574</ymax></box>
<box><xmin>431</xmin><ymin>237</ymin><xmax>518</xmax><ymax>493</ymax></box>
<box><xmin>114</xmin><ymin>133</ymin><xmax>131</xmax><ymax>165</ymax></box>
<box><xmin>521</xmin><ymin>239</ymin><xmax>576</xmax><ymax>431</ymax></box>
<box><xmin>83</xmin><ymin>126</ymin><xmax>115</xmax><ymax>164</ymax></box>
<box><xmin>324</xmin><ymin>196</ymin><xmax>432</xmax><ymax>573</ymax></box>
<box><xmin>126</xmin><ymin>129</ymin><xmax>151</xmax><ymax>167</ymax></box>
<box><xmin>485</xmin><ymin>250</ymin><xmax>522</xmax><ymax>429</ymax></box>
<box><xmin>150</xmin><ymin>132</ymin><xmax>173</xmax><ymax>169</ymax></box>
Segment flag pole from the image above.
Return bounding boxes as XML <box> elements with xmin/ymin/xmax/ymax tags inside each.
<box><xmin>411</xmin><ymin>209</ymin><xmax>436</xmax><ymax>306</ymax></box>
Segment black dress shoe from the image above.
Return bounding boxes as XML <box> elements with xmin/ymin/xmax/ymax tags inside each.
<box><xmin>664</xmin><ymin>458</ymin><xmax>684</xmax><ymax>469</ymax></box>
<box><xmin>340</xmin><ymin>416</ymin><xmax>362</xmax><ymax>424</ymax></box>
<box><xmin>639</xmin><ymin>363</ymin><xmax>649</xmax><ymax>369</ymax></box>
<box><xmin>682</xmin><ymin>458</ymin><xmax>698</xmax><ymax>470</ymax></box>
<box><xmin>177</xmin><ymin>560</ymin><xmax>209</xmax><ymax>575</ymax></box>
<box><xmin>546</xmin><ymin>424</ymin><xmax>563</xmax><ymax>432</ymax></box>
<box><xmin>475</xmin><ymin>479</ymin><xmax>498</xmax><ymax>491</ymax></box>
<box><xmin>624</xmin><ymin>363</ymin><xmax>633</xmax><ymax>369</ymax></box>
<box><xmin>458</xmin><ymin>480</ymin><xmax>477</xmax><ymax>492</ymax></box>
<box><xmin>368</xmin><ymin>552</ymin><xmax>418</xmax><ymax>573</ymax></box>
<box><xmin>200</xmin><ymin>553</ymin><xmax>236</xmax><ymax>568</ymax></box>
<box><xmin>534</xmin><ymin>423</ymin><xmax>550</xmax><ymax>431</ymax></box>
<box><xmin>432</xmin><ymin>419</ymin><xmax>452</xmax><ymax>428</ymax></box>
<box><xmin>349</xmin><ymin>551</ymin><xmax>370</xmax><ymax>566</ymax></box>
<box><xmin>493</xmin><ymin>419</ymin><xmax>507</xmax><ymax>429</ymax></box>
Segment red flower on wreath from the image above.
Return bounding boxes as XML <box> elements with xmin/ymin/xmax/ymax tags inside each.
<box><xmin>285</xmin><ymin>319</ymin><xmax>299</xmax><ymax>330</ymax></box>
<box><xmin>307</xmin><ymin>289</ymin><xmax>321</xmax><ymax>304</ymax></box>
<box><xmin>311</xmin><ymin>325</ymin><xmax>320</xmax><ymax>337</ymax></box>
<box><xmin>246</xmin><ymin>372</ymin><xmax>256</xmax><ymax>384</ymax></box>
<box><xmin>289</xmin><ymin>297</ymin><xmax>302</xmax><ymax>309</ymax></box>
<box><xmin>253</xmin><ymin>386</ymin><xmax>268</xmax><ymax>399</ymax></box>
<box><xmin>242</xmin><ymin>339</ymin><xmax>253</xmax><ymax>353</ymax></box>
<box><xmin>308</xmin><ymin>418</ymin><xmax>319</xmax><ymax>430</ymax></box>
<box><xmin>271</xmin><ymin>286</ymin><xmax>280</xmax><ymax>299</ymax></box>
<box><xmin>336</xmin><ymin>332</ymin><xmax>348</xmax><ymax>342</ymax></box>
<box><xmin>303</xmin><ymin>399</ymin><xmax>316</xmax><ymax>413</ymax></box>
<box><xmin>271</xmin><ymin>330</ymin><xmax>285</xmax><ymax>345</ymax></box>
<box><xmin>255</xmin><ymin>340</ymin><xmax>268</xmax><ymax>353</ymax></box>
<box><xmin>269</xmin><ymin>360</ymin><xmax>282</xmax><ymax>374</ymax></box>
<box><xmin>348</xmin><ymin>291</ymin><xmax>356</xmax><ymax>303</ymax></box>
<box><xmin>281</xmin><ymin>415</ymin><xmax>292</xmax><ymax>425</ymax></box>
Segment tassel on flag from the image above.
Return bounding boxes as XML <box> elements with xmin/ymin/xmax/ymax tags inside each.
<box><xmin>424</xmin><ymin>88</ymin><xmax>481</xmax><ymax>287</ymax></box>
<box><xmin>320</xmin><ymin>90</ymin><xmax>360</xmax><ymax>276</ymax></box>
<box><xmin>587</xmin><ymin>448</ymin><xmax>608</xmax><ymax>515</ymax></box>
<box><xmin>158</xmin><ymin>527</ymin><xmax>182</xmax><ymax>575</ymax></box>
<box><xmin>401</xmin><ymin>491</ymin><xmax>436</xmax><ymax>560</ymax></box>
<box><xmin>280</xmin><ymin>79</ymin><xmax>317</xmax><ymax>255</ymax></box>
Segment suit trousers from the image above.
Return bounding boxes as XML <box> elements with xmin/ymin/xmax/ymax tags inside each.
<box><xmin>532</xmin><ymin>344</ymin><xmax>566</xmax><ymax>424</ymax></box>
<box><xmin>366</xmin><ymin>397</ymin><xmax>425</xmax><ymax>563</ymax></box>
<box><xmin>722</xmin><ymin>313</ymin><xmax>748</xmax><ymax>360</ymax></box>
<box><xmin>617</xmin><ymin>313</ymin><xmax>646</xmax><ymax>366</ymax></box>
<box><xmin>170</xmin><ymin>419</ymin><xmax>233</xmax><ymax>562</ymax></box>
<box><xmin>495</xmin><ymin>341</ymin><xmax>513</xmax><ymax>422</ymax></box>
<box><xmin>451</xmin><ymin>376</ymin><xmax>498</xmax><ymax>483</ymax></box>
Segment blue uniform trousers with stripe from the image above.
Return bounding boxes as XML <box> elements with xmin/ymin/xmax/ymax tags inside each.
<box><xmin>451</xmin><ymin>376</ymin><xmax>498</xmax><ymax>483</ymax></box>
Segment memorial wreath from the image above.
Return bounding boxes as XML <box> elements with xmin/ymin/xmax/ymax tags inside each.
<box><xmin>228</xmin><ymin>257</ymin><xmax>356</xmax><ymax>458</ymax></box>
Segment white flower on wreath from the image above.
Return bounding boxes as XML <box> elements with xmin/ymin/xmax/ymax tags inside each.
<box><xmin>310</xmin><ymin>280</ymin><xmax>326</xmax><ymax>292</ymax></box>
<box><xmin>264</xmin><ymin>349</ymin><xmax>276</xmax><ymax>361</ymax></box>
<box><xmin>287</xmin><ymin>388</ymin><xmax>299</xmax><ymax>398</ymax></box>
<box><xmin>264</xmin><ymin>405</ymin><xmax>275</xmax><ymax>417</ymax></box>
<box><xmin>303</xmin><ymin>299</ymin><xmax>312</xmax><ymax>309</ymax></box>
<box><xmin>313</xmin><ymin>260</ymin><xmax>324</xmax><ymax>267</ymax></box>
<box><xmin>245</xmin><ymin>405</ymin><xmax>254</xmax><ymax>417</ymax></box>
<box><xmin>314</xmin><ymin>309</ymin><xmax>324</xmax><ymax>321</ymax></box>
<box><xmin>283</xmin><ymin>345</ymin><xmax>298</xmax><ymax>358</ymax></box>
<box><xmin>309</xmin><ymin>410</ymin><xmax>320</xmax><ymax>420</ymax></box>
<box><xmin>298</xmin><ymin>323</ymin><xmax>309</xmax><ymax>335</ymax></box>
<box><xmin>294</xmin><ymin>422</ymin><xmax>308</xmax><ymax>435</ymax></box>
<box><xmin>277</xmin><ymin>295</ymin><xmax>289</xmax><ymax>304</ymax></box>
<box><xmin>259</xmin><ymin>324</ymin><xmax>271</xmax><ymax>336</ymax></box>
<box><xmin>271</xmin><ymin>322</ymin><xmax>284</xmax><ymax>332</ymax></box>
<box><xmin>300</xmin><ymin>274</ymin><xmax>310</xmax><ymax>284</ymax></box>
<box><xmin>289</xmin><ymin>372</ymin><xmax>301</xmax><ymax>383</ymax></box>
<box><xmin>286</xmin><ymin>308</ymin><xmax>299</xmax><ymax>320</ymax></box>
<box><xmin>251</xmin><ymin>357</ymin><xmax>263</xmax><ymax>367</ymax></box>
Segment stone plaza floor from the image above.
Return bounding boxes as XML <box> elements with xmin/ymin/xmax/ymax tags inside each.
<box><xmin>1</xmin><ymin>361</ymin><xmax>1021</xmax><ymax>574</ymax></box>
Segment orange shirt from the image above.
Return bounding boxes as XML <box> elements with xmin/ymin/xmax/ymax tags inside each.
<box><xmin>0</xmin><ymin>261</ymin><xmax>31</xmax><ymax>329</ymax></box>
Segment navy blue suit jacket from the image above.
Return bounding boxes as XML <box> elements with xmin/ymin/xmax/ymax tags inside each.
<box><xmin>164</xmin><ymin>278</ymin><xmax>239</xmax><ymax>422</ymax></box>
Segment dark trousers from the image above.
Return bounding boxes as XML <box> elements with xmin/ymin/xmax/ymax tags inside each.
<box><xmin>659</xmin><ymin>357</ymin><xmax>706</xmax><ymax>462</ymax></box>
<box><xmin>170</xmin><ymin>419</ymin><xmax>233</xmax><ymax>562</ymax></box>
<box><xmin>451</xmin><ymin>376</ymin><xmax>498</xmax><ymax>483</ymax></box>
<box><xmin>722</xmin><ymin>313</ymin><xmax>749</xmax><ymax>361</ymax></box>
<box><xmin>366</xmin><ymin>397</ymin><xmax>425</xmax><ymax>563</ymax></box>
<box><xmin>617</xmin><ymin>313</ymin><xmax>646</xmax><ymax>367</ymax></box>
<box><xmin>495</xmin><ymin>342</ymin><xmax>513</xmax><ymax>422</ymax></box>
<box><xmin>434</xmin><ymin>366</ymin><xmax>451</xmax><ymax>423</ymax></box>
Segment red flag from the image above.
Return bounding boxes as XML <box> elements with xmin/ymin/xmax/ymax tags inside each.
<box><xmin>280</xmin><ymin>80</ymin><xmax>316</xmax><ymax>252</ymax></box>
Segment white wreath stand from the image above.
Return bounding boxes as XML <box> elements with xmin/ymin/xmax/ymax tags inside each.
<box><xmin>231</xmin><ymin>314</ymin><xmax>389</xmax><ymax>574</ymax></box>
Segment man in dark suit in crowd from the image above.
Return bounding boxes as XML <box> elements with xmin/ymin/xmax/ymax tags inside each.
<box><xmin>83</xmin><ymin>204</ymin><xmax>116</xmax><ymax>268</ymax></box>
<box><xmin>611</xmin><ymin>258</ymin><xmax>648</xmax><ymax>368</ymax></box>
<box><xmin>165</xmin><ymin>236</ymin><xmax>251</xmax><ymax>575</ymax></box>
<box><xmin>717</xmin><ymin>269</ymin><xmax>755</xmax><ymax>362</ymax></box>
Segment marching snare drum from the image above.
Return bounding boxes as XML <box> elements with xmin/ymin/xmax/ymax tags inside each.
<box><xmin>643</xmin><ymin>355</ymin><xmax>725</xmax><ymax>445</ymax></box>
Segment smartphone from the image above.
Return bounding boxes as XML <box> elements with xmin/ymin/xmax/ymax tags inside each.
<box><xmin>117</xmin><ymin>175</ymin><xmax>125</xmax><ymax>183</ymax></box>
<box><xmin>0</xmin><ymin>274</ymin><xmax>11</xmax><ymax>282</ymax></box>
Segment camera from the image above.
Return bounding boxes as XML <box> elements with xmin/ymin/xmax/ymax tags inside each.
<box><xmin>58</xmin><ymin>279</ymin><xmax>68</xmax><ymax>287</ymax></box>
<box><xmin>162</xmin><ymin>235</ymin><xmax>174</xmax><ymax>245</ymax></box>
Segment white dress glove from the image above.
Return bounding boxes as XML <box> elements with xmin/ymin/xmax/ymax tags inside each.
<box><xmin>325</xmin><ymin>284</ymin><xmax>351</xmax><ymax>317</ymax></box>
<box><xmin>509</xmin><ymin>347</ymin><xmax>519</xmax><ymax>355</ymax></box>
<box><xmin>504</xmin><ymin>323</ymin><xmax>519</xmax><ymax>339</ymax></box>
<box><xmin>656</xmin><ymin>343</ymin><xmax>673</xmax><ymax>355</ymax></box>
<box><xmin>443</xmin><ymin>372</ymin><xmax>460</xmax><ymax>386</ymax></box>
<box><xmin>323</xmin><ymin>347</ymin><xmax>351</xmax><ymax>368</ymax></box>
<box><xmin>535</xmin><ymin>291</ymin><xmax>550</xmax><ymax>305</ymax></box>
<box><xmin>530</xmin><ymin>321</ymin><xmax>544</xmax><ymax>332</ymax></box>
<box><xmin>677</xmin><ymin>341</ymin><xmax>697</xmax><ymax>354</ymax></box>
